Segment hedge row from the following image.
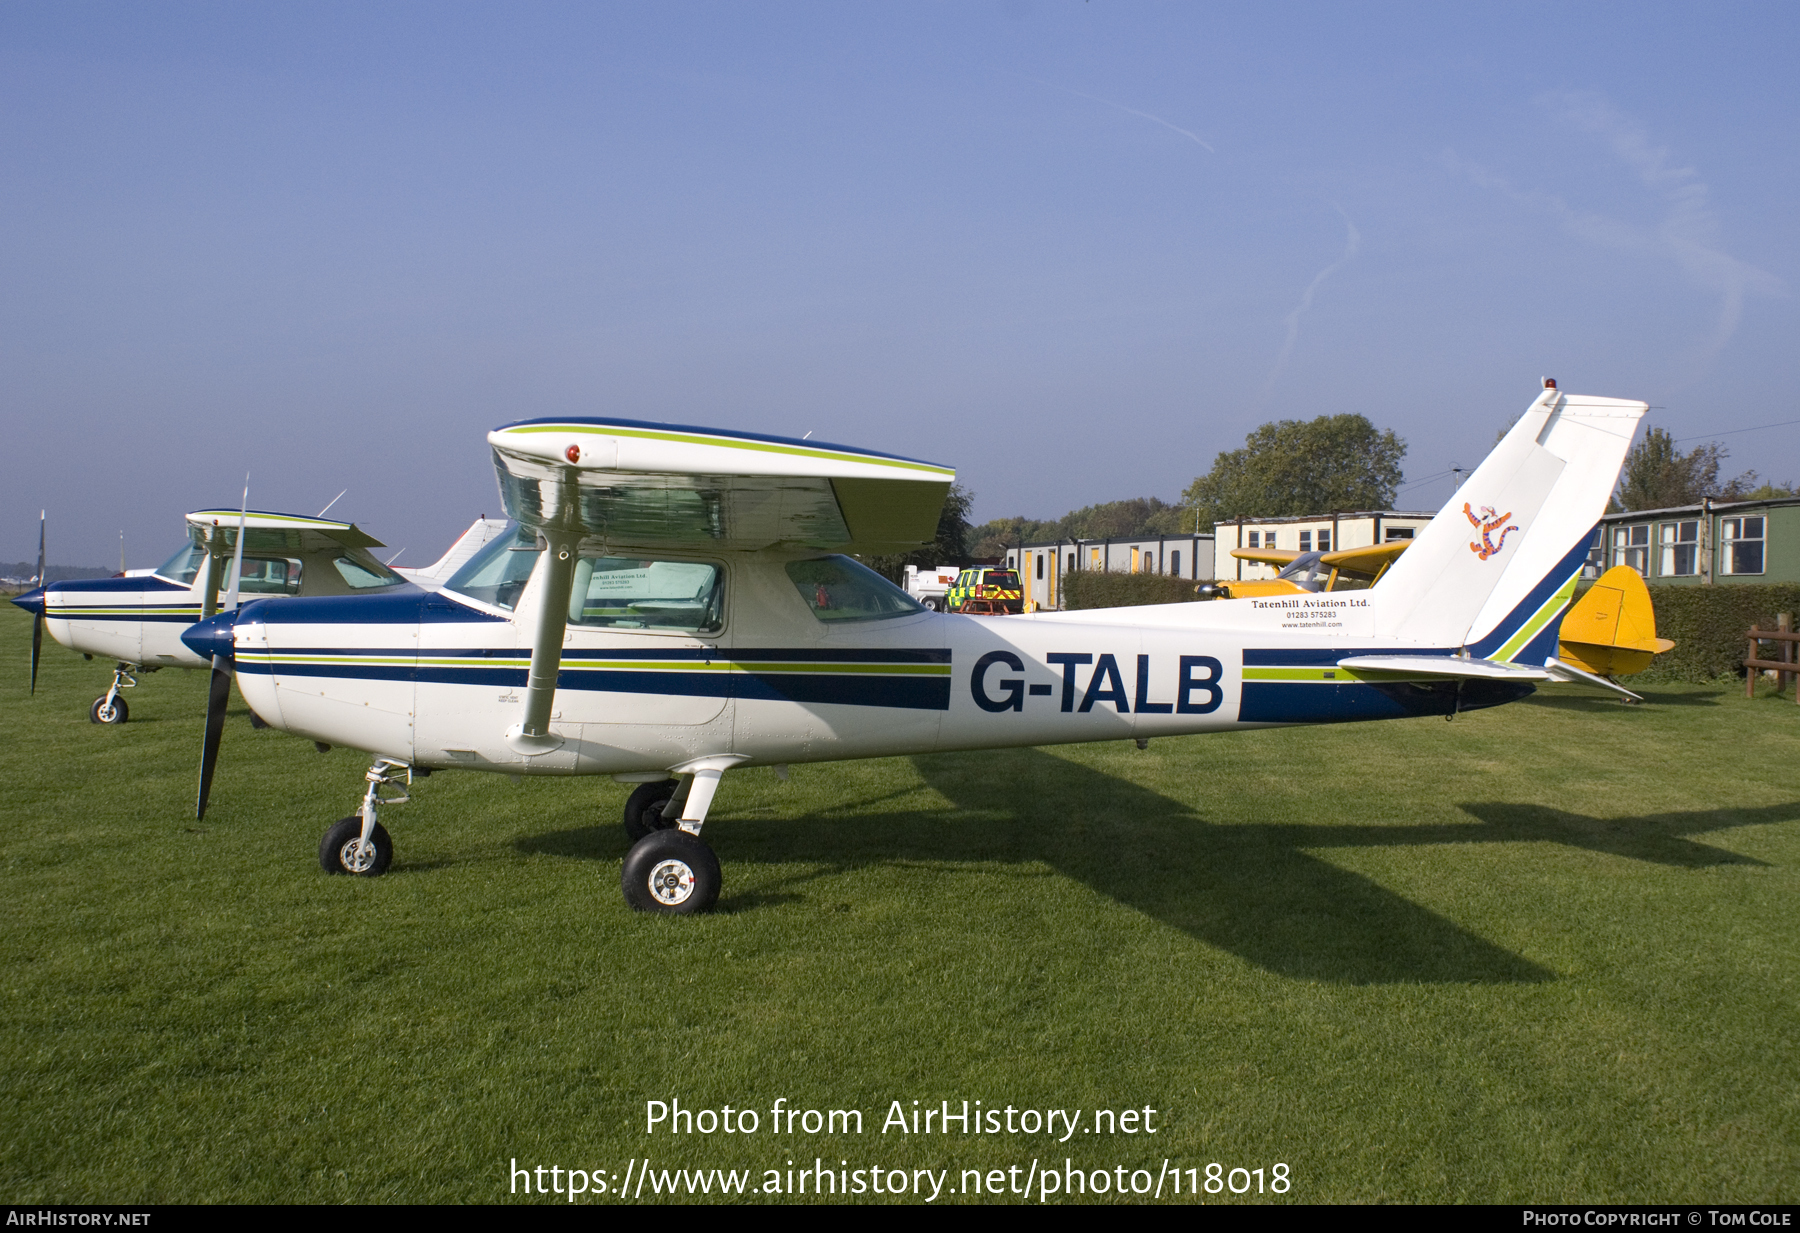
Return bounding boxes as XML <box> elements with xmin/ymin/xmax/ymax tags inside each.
<box><xmin>1061</xmin><ymin>570</ymin><xmax>1201</xmax><ymax>610</ymax></box>
<box><xmin>1638</xmin><ymin>584</ymin><xmax>1800</xmax><ymax>682</ymax></box>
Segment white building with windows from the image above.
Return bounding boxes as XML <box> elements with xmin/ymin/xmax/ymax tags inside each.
<box><xmin>1001</xmin><ymin>534</ymin><xmax>1216</xmax><ymax>611</ymax></box>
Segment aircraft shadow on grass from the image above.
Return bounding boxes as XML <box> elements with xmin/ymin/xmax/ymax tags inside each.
<box><xmin>517</xmin><ymin>748</ymin><xmax>1796</xmax><ymax>987</ymax></box>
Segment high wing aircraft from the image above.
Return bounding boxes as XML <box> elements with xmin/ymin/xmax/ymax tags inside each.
<box><xmin>12</xmin><ymin>509</ymin><xmax>411</xmax><ymax>723</ymax></box>
<box><xmin>183</xmin><ymin>382</ymin><xmax>1648</xmax><ymax>914</ymax></box>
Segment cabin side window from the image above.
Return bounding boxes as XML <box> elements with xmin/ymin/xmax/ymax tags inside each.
<box><xmin>568</xmin><ymin>557</ymin><xmax>723</xmax><ymax>633</ymax></box>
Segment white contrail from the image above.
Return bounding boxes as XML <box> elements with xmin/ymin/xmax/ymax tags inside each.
<box><xmin>1264</xmin><ymin>207</ymin><xmax>1361</xmax><ymax>399</ymax></box>
<box><xmin>1057</xmin><ymin>85</ymin><xmax>1214</xmax><ymax>153</ymax></box>
<box><xmin>1450</xmin><ymin>92</ymin><xmax>1781</xmax><ymax>368</ymax></box>
<box><xmin>1008</xmin><ymin>72</ymin><xmax>1214</xmax><ymax>153</ymax></box>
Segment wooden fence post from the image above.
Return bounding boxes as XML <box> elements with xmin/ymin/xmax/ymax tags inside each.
<box><xmin>1783</xmin><ymin>613</ymin><xmax>1795</xmax><ymax>700</ymax></box>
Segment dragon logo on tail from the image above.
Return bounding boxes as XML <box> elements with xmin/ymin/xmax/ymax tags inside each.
<box><xmin>1464</xmin><ymin>503</ymin><xmax>1518</xmax><ymax>561</ymax></box>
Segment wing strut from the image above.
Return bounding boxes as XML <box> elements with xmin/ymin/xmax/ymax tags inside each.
<box><xmin>506</xmin><ymin>528</ymin><xmax>582</xmax><ymax>756</ymax></box>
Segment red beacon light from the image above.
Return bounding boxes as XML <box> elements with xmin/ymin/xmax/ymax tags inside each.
<box><xmin>1542</xmin><ymin>377</ymin><xmax>1557</xmax><ymax>390</ymax></box>
<box><xmin>565</xmin><ymin>444</ymin><xmax>582</xmax><ymax>463</ymax></box>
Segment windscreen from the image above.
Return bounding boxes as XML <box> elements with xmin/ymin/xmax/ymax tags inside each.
<box><xmin>154</xmin><ymin>542</ymin><xmax>206</xmax><ymax>585</ymax></box>
<box><xmin>443</xmin><ymin>524</ymin><xmax>537</xmax><ymax>611</ymax></box>
<box><xmin>786</xmin><ymin>556</ymin><xmax>924</xmax><ymax>623</ymax></box>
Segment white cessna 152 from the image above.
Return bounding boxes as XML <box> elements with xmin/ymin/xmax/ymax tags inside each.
<box><xmin>13</xmin><ymin>509</ymin><xmax>411</xmax><ymax>723</ymax></box>
<box><xmin>184</xmin><ymin>381</ymin><xmax>1646</xmax><ymax>914</ymax></box>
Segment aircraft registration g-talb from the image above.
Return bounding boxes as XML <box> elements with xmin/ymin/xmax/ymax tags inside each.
<box><xmin>183</xmin><ymin>380</ymin><xmax>1647</xmax><ymax>914</ymax></box>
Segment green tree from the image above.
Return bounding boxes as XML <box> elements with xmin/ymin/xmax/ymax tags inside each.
<box><xmin>1614</xmin><ymin>428</ymin><xmax>1758</xmax><ymax>511</ymax></box>
<box><xmin>1181</xmin><ymin>414</ymin><xmax>1405</xmax><ymax>530</ymax></box>
<box><xmin>867</xmin><ymin>483</ymin><xmax>974</xmax><ymax>581</ymax></box>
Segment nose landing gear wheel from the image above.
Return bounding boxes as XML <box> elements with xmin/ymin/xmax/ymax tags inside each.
<box><xmin>621</xmin><ymin>829</ymin><xmax>721</xmax><ymax>914</ymax></box>
<box><xmin>89</xmin><ymin>695</ymin><xmax>128</xmax><ymax>724</ymax></box>
<box><xmin>622</xmin><ymin>778</ymin><xmax>679</xmax><ymax>841</ymax></box>
<box><xmin>319</xmin><ymin>816</ymin><xmax>394</xmax><ymax>876</ymax></box>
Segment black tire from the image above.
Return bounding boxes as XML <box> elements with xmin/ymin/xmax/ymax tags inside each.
<box><xmin>318</xmin><ymin>815</ymin><xmax>394</xmax><ymax>876</ymax></box>
<box><xmin>623</xmin><ymin>779</ymin><xmax>679</xmax><ymax>841</ymax></box>
<box><xmin>89</xmin><ymin>694</ymin><xmax>128</xmax><ymax>725</ymax></box>
<box><xmin>621</xmin><ymin>829</ymin><xmax>721</xmax><ymax>914</ymax></box>
<box><xmin>923</xmin><ymin>596</ymin><xmax>943</xmax><ymax>612</ymax></box>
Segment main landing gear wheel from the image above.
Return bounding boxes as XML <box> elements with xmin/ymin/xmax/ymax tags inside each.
<box><xmin>90</xmin><ymin>695</ymin><xmax>128</xmax><ymax>725</ymax></box>
<box><xmin>621</xmin><ymin>829</ymin><xmax>721</xmax><ymax>915</ymax></box>
<box><xmin>622</xmin><ymin>779</ymin><xmax>679</xmax><ymax>841</ymax></box>
<box><xmin>319</xmin><ymin>816</ymin><xmax>394</xmax><ymax>876</ymax></box>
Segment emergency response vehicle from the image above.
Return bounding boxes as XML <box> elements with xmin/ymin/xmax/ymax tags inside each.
<box><xmin>945</xmin><ymin>565</ymin><xmax>1023</xmax><ymax>614</ymax></box>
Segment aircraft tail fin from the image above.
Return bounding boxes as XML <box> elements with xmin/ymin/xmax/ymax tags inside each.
<box><xmin>1373</xmin><ymin>385</ymin><xmax>1646</xmax><ymax>661</ymax></box>
<box><xmin>1555</xmin><ymin>564</ymin><xmax>1676</xmax><ymax>676</ymax></box>
<box><xmin>396</xmin><ymin>517</ymin><xmax>512</xmax><ymax>589</ymax></box>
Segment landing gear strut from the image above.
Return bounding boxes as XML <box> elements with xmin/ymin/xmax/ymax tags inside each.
<box><xmin>319</xmin><ymin>758</ymin><xmax>410</xmax><ymax>876</ymax></box>
<box><xmin>620</xmin><ymin>758</ymin><xmax>739</xmax><ymax>914</ymax></box>
<box><xmin>89</xmin><ymin>663</ymin><xmax>137</xmax><ymax>724</ymax></box>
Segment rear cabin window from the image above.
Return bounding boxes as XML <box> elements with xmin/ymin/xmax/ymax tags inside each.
<box><xmin>332</xmin><ymin>554</ymin><xmax>407</xmax><ymax>590</ymax></box>
<box><xmin>238</xmin><ymin>558</ymin><xmax>302</xmax><ymax>595</ymax></box>
<box><xmin>787</xmin><ymin>556</ymin><xmax>923</xmax><ymax>623</ymax></box>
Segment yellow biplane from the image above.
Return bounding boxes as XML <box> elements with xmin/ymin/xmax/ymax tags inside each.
<box><xmin>1204</xmin><ymin>544</ymin><xmax>1675</xmax><ymax>687</ymax></box>
<box><xmin>1198</xmin><ymin>541</ymin><xmax>1412</xmax><ymax>600</ymax></box>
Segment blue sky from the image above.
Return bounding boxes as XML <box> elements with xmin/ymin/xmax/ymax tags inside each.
<box><xmin>5</xmin><ymin>2</ymin><xmax>1797</xmax><ymax>567</ymax></box>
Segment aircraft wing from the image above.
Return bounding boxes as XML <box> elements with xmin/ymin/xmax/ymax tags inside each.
<box><xmin>486</xmin><ymin>417</ymin><xmax>955</xmax><ymax>553</ymax></box>
<box><xmin>1229</xmin><ymin>548</ymin><xmax>1301</xmax><ymax>568</ymax></box>
<box><xmin>185</xmin><ymin>510</ymin><xmax>386</xmax><ymax>552</ymax></box>
<box><xmin>1320</xmin><ymin>541</ymin><xmax>1410</xmax><ymax>577</ymax></box>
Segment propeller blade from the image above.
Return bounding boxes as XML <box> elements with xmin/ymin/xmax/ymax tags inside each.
<box><xmin>30</xmin><ymin>512</ymin><xmax>45</xmax><ymax>695</ymax></box>
<box><xmin>223</xmin><ymin>476</ymin><xmax>249</xmax><ymax>613</ymax></box>
<box><xmin>196</xmin><ymin>654</ymin><xmax>233</xmax><ymax>819</ymax></box>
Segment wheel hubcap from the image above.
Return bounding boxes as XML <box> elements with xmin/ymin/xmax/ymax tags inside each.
<box><xmin>648</xmin><ymin>858</ymin><xmax>696</xmax><ymax>905</ymax></box>
<box><xmin>339</xmin><ymin>838</ymin><xmax>377</xmax><ymax>873</ymax></box>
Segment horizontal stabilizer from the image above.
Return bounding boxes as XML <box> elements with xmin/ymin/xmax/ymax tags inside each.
<box><xmin>1336</xmin><ymin>654</ymin><xmax>1549</xmax><ymax>682</ymax></box>
<box><xmin>1544</xmin><ymin>656</ymin><xmax>1644</xmax><ymax>703</ymax></box>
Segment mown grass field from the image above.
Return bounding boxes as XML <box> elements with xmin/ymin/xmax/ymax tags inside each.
<box><xmin>1</xmin><ymin>604</ymin><xmax>1796</xmax><ymax>1204</ymax></box>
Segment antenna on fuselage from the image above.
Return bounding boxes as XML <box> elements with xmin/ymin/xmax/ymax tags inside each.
<box><xmin>317</xmin><ymin>490</ymin><xmax>347</xmax><ymax>518</ymax></box>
